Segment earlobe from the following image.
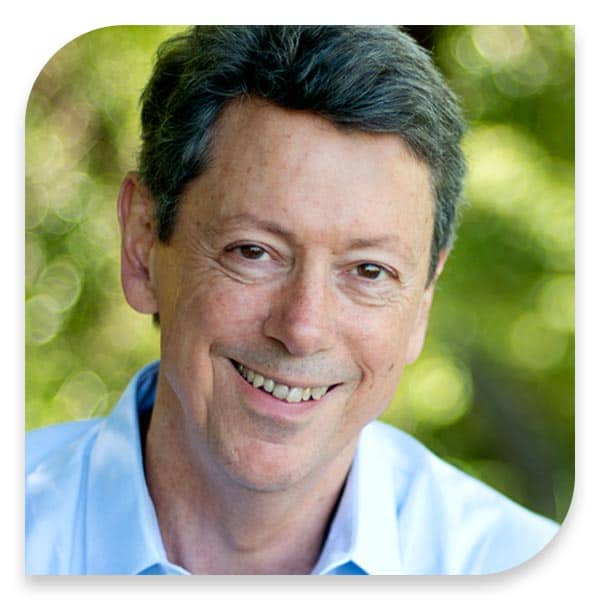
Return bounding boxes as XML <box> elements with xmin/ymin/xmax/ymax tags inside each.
<box><xmin>117</xmin><ymin>172</ymin><xmax>159</xmax><ymax>315</ymax></box>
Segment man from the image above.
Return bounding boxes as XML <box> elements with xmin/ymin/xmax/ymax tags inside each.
<box><xmin>26</xmin><ymin>25</ymin><xmax>559</xmax><ymax>575</ymax></box>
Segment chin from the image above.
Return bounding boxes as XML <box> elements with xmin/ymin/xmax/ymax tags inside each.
<box><xmin>216</xmin><ymin>438</ymin><xmax>318</xmax><ymax>494</ymax></box>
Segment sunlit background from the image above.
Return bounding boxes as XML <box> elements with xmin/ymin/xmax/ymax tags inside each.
<box><xmin>25</xmin><ymin>26</ymin><xmax>574</xmax><ymax>523</ymax></box>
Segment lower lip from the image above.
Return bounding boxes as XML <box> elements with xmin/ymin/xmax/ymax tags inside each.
<box><xmin>230</xmin><ymin>360</ymin><xmax>328</xmax><ymax>419</ymax></box>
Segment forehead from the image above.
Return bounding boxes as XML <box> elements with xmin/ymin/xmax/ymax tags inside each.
<box><xmin>182</xmin><ymin>98</ymin><xmax>434</xmax><ymax>258</ymax></box>
<box><xmin>210</xmin><ymin>97</ymin><xmax>430</xmax><ymax>190</ymax></box>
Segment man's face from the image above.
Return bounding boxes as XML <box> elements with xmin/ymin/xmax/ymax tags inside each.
<box><xmin>135</xmin><ymin>98</ymin><xmax>439</xmax><ymax>492</ymax></box>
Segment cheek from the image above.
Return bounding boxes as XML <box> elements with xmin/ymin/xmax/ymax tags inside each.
<box><xmin>167</xmin><ymin>276</ymin><xmax>272</xmax><ymax>354</ymax></box>
<box><xmin>342</xmin><ymin>305</ymin><xmax>417</xmax><ymax>420</ymax></box>
<box><xmin>159</xmin><ymin>279</ymin><xmax>272</xmax><ymax>416</ymax></box>
<box><xmin>348</xmin><ymin>305</ymin><xmax>415</xmax><ymax>372</ymax></box>
<box><xmin>204</xmin><ymin>281</ymin><xmax>273</xmax><ymax>335</ymax></box>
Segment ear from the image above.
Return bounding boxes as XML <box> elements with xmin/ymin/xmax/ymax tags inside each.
<box><xmin>117</xmin><ymin>172</ymin><xmax>159</xmax><ymax>314</ymax></box>
<box><xmin>405</xmin><ymin>248</ymin><xmax>450</xmax><ymax>365</ymax></box>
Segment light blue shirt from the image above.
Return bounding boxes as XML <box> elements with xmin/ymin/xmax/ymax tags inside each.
<box><xmin>26</xmin><ymin>362</ymin><xmax>559</xmax><ymax>575</ymax></box>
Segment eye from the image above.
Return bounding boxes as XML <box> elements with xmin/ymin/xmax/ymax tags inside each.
<box><xmin>234</xmin><ymin>244</ymin><xmax>269</xmax><ymax>261</ymax></box>
<box><xmin>355</xmin><ymin>263</ymin><xmax>387</xmax><ymax>280</ymax></box>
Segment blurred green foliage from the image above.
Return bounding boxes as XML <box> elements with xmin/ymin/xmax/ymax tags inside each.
<box><xmin>25</xmin><ymin>26</ymin><xmax>574</xmax><ymax>523</ymax></box>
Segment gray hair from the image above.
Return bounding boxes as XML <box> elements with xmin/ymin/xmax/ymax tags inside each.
<box><xmin>139</xmin><ymin>25</ymin><xmax>466</xmax><ymax>283</ymax></box>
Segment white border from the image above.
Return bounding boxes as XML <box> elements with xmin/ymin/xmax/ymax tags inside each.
<box><xmin>6</xmin><ymin>2</ymin><xmax>595</xmax><ymax>598</ymax></box>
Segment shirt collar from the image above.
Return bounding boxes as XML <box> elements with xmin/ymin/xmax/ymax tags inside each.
<box><xmin>82</xmin><ymin>361</ymin><xmax>403</xmax><ymax>575</ymax></box>
<box><xmin>312</xmin><ymin>424</ymin><xmax>404</xmax><ymax>575</ymax></box>
<box><xmin>84</xmin><ymin>361</ymin><xmax>184</xmax><ymax>574</ymax></box>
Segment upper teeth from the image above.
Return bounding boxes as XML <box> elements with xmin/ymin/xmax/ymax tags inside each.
<box><xmin>235</xmin><ymin>362</ymin><xmax>329</xmax><ymax>403</ymax></box>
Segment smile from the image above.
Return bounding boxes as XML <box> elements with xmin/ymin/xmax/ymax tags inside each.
<box><xmin>232</xmin><ymin>360</ymin><xmax>332</xmax><ymax>403</ymax></box>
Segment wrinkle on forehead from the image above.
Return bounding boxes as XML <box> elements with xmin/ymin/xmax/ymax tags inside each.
<box><xmin>181</xmin><ymin>96</ymin><xmax>434</xmax><ymax>269</ymax></box>
<box><xmin>210</xmin><ymin>96</ymin><xmax>433</xmax><ymax>195</ymax></box>
<box><xmin>202</xmin><ymin>211</ymin><xmax>425</xmax><ymax>271</ymax></box>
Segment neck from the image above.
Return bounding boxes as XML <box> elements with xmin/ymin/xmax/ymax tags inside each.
<box><xmin>143</xmin><ymin>379</ymin><xmax>354</xmax><ymax>574</ymax></box>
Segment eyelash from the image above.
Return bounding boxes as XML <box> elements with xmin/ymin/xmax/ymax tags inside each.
<box><xmin>352</xmin><ymin>263</ymin><xmax>396</xmax><ymax>282</ymax></box>
<box><xmin>225</xmin><ymin>244</ymin><xmax>396</xmax><ymax>283</ymax></box>
<box><xmin>354</xmin><ymin>263</ymin><xmax>384</xmax><ymax>280</ymax></box>
<box><xmin>230</xmin><ymin>244</ymin><xmax>269</xmax><ymax>261</ymax></box>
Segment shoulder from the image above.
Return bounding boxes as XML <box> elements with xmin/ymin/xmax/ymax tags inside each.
<box><xmin>26</xmin><ymin>418</ymin><xmax>102</xmax><ymax>472</ymax></box>
<box><xmin>363</xmin><ymin>421</ymin><xmax>560</xmax><ymax>574</ymax></box>
<box><xmin>25</xmin><ymin>362</ymin><xmax>159</xmax><ymax>574</ymax></box>
<box><xmin>26</xmin><ymin>418</ymin><xmax>103</xmax><ymax>574</ymax></box>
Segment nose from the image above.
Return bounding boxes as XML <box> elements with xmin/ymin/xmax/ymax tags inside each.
<box><xmin>263</xmin><ymin>261</ymin><xmax>337</xmax><ymax>357</ymax></box>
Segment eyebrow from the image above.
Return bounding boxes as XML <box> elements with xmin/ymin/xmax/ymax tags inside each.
<box><xmin>214</xmin><ymin>213</ymin><xmax>291</xmax><ymax>238</ymax></box>
<box><xmin>346</xmin><ymin>235</ymin><xmax>403</xmax><ymax>251</ymax></box>
<box><xmin>207</xmin><ymin>212</ymin><xmax>421</xmax><ymax>264</ymax></box>
<box><xmin>346</xmin><ymin>235</ymin><xmax>420</xmax><ymax>266</ymax></box>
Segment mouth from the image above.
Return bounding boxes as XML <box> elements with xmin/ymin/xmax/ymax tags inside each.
<box><xmin>230</xmin><ymin>359</ymin><xmax>338</xmax><ymax>404</ymax></box>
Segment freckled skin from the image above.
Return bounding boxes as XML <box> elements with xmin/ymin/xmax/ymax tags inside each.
<box><xmin>120</xmin><ymin>97</ymin><xmax>445</xmax><ymax>572</ymax></box>
<box><xmin>145</xmin><ymin>98</ymin><xmax>438</xmax><ymax>492</ymax></box>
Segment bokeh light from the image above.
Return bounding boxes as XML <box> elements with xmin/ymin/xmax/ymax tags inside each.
<box><xmin>25</xmin><ymin>26</ymin><xmax>574</xmax><ymax>523</ymax></box>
